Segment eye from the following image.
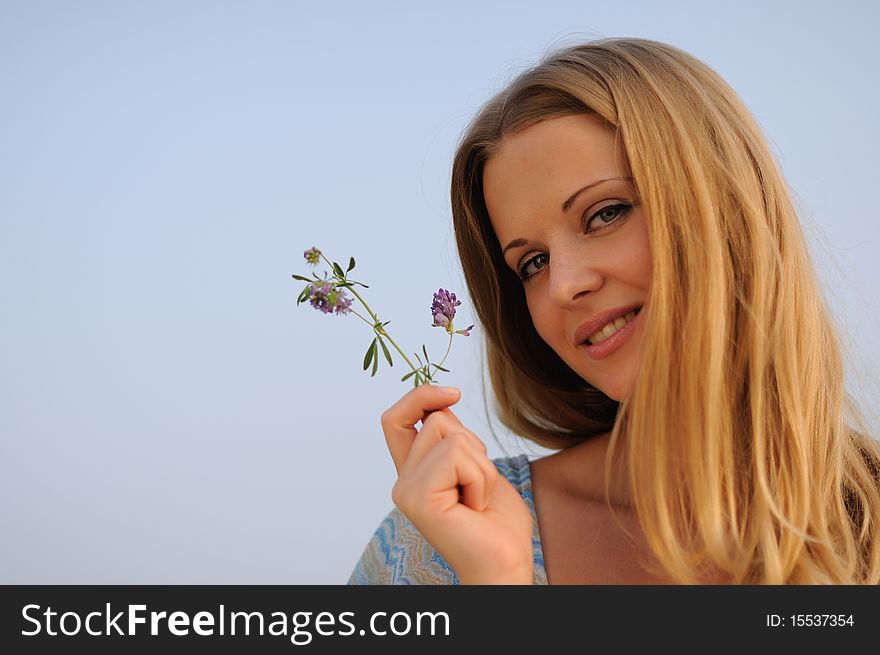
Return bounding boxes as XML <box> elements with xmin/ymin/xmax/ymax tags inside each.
<box><xmin>518</xmin><ymin>253</ymin><xmax>548</xmax><ymax>282</ymax></box>
<box><xmin>517</xmin><ymin>203</ymin><xmax>632</xmax><ymax>283</ymax></box>
<box><xmin>584</xmin><ymin>203</ymin><xmax>630</xmax><ymax>233</ymax></box>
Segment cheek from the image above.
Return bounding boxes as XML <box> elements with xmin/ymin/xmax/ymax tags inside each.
<box><xmin>631</xmin><ymin>222</ymin><xmax>653</xmax><ymax>284</ymax></box>
<box><xmin>525</xmin><ymin>295</ymin><xmax>562</xmax><ymax>347</ymax></box>
<box><xmin>524</xmin><ymin>295</ymin><xmax>546</xmax><ymax>336</ymax></box>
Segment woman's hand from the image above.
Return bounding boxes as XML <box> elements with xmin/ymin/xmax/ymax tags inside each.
<box><xmin>380</xmin><ymin>385</ymin><xmax>534</xmax><ymax>584</ymax></box>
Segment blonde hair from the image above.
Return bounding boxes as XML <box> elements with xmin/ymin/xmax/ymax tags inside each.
<box><xmin>450</xmin><ymin>37</ymin><xmax>880</xmax><ymax>583</ymax></box>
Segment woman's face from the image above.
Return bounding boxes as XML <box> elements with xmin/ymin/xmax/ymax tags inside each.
<box><xmin>483</xmin><ymin>113</ymin><xmax>652</xmax><ymax>401</ymax></box>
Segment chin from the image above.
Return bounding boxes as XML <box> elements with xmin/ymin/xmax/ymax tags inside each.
<box><xmin>594</xmin><ymin>379</ymin><xmax>632</xmax><ymax>403</ymax></box>
<box><xmin>603</xmin><ymin>389</ymin><xmax>624</xmax><ymax>402</ymax></box>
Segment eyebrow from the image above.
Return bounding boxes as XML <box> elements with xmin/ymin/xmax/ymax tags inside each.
<box><xmin>500</xmin><ymin>176</ymin><xmax>633</xmax><ymax>258</ymax></box>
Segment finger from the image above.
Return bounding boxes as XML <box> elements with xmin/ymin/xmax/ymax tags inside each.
<box><xmin>428</xmin><ymin>409</ymin><xmax>489</xmax><ymax>456</ymax></box>
<box><xmin>407</xmin><ymin>433</ymin><xmax>498</xmax><ymax>513</ymax></box>
<box><xmin>404</xmin><ymin>410</ymin><xmax>484</xmax><ymax>473</ymax></box>
<box><xmin>458</xmin><ymin>450</ymin><xmax>499</xmax><ymax>513</ymax></box>
<box><xmin>380</xmin><ymin>385</ymin><xmax>461</xmax><ymax>473</ymax></box>
<box><xmin>404</xmin><ymin>432</ymin><xmax>485</xmax><ymax>512</ymax></box>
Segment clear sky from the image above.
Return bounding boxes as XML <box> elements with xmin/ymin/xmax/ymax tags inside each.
<box><xmin>2</xmin><ymin>0</ymin><xmax>878</xmax><ymax>583</ymax></box>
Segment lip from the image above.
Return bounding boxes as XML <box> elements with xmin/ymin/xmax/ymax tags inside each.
<box><xmin>573</xmin><ymin>303</ymin><xmax>644</xmax><ymax>345</ymax></box>
<box><xmin>574</xmin><ymin>304</ymin><xmax>643</xmax><ymax>360</ymax></box>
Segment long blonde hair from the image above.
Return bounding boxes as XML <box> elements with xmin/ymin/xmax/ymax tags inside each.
<box><xmin>450</xmin><ymin>37</ymin><xmax>880</xmax><ymax>583</ymax></box>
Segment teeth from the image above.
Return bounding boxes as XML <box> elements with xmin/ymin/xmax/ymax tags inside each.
<box><xmin>587</xmin><ymin>310</ymin><xmax>636</xmax><ymax>345</ymax></box>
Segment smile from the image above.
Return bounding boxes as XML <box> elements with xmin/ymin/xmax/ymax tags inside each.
<box><xmin>585</xmin><ymin>308</ymin><xmax>640</xmax><ymax>345</ymax></box>
<box><xmin>580</xmin><ymin>307</ymin><xmax>643</xmax><ymax>360</ymax></box>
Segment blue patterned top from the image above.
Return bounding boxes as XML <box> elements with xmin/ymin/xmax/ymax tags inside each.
<box><xmin>347</xmin><ymin>454</ymin><xmax>548</xmax><ymax>585</ymax></box>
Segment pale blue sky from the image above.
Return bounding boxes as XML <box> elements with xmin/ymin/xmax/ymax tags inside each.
<box><xmin>2</xmin><ymin>0</ymin><xmax>878</xmax><ymax>583</ymax></box>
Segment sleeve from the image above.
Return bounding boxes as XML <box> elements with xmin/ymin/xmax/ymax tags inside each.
<box><xmin>346</xmin><ymin>507</ymin><xmax>459</xmax><ymax>585</ymax></box>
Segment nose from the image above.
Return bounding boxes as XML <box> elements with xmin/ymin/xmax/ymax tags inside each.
<box><xmin>547</xmin><ymin>245</ymin><xmax>603</xmax><ymax>306</ymax></box>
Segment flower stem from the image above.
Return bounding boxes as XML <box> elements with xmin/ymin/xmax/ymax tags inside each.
<box><xmin>349</xmin><ymin>309</ymin><xmax>373</xmax><ymax>327</ymax></box>
<box><xmin>429</xmin><ymin>332</ymin><xmax>454</xmax><ymax>378</ymax></box>
<box><xmin>323</xmin><ymin>258</ymin><xmax>421</xmax><ymax>378</ymax></box>
<box><xmin>376</xmin><ymin>325</ymin><xmax>422</xmax><ymax>379</ymax></box>
<box><xmin>317</xmin><ymin>252</ymin><xmax>448</xmax><ymax>385</ymax></box>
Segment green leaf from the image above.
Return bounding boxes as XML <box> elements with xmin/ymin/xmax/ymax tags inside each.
<box><xmin>347</xmin><ymin>257</ymin><xmax>355</xmax><ymax>272</ymax></box>
<box><xmin>414</xmin><ymin>352</ymin><xmax>423</xmax><ymax>366</ymax></box>
<box><xmin>422</xmin><ymin>345</ymin><xmax>430</xmax><ymax>365</ymax></box>
<box><xmin>336</xmin><ymin>282</ymin><xmax>352</xmax><ymax>289</ymax></box>
<box><xmin>291</xmin><ymin>274</ymin><xmax>311</xmax><ymax>282</ymax></box>
<box><xmin>382</xmin><ymin>321</ymin><xmax>391</xmax><ymax>326</ymax></box>
<box><xmin>363</xmin><ymin>339</ymin><xmax>377</xmax><ymax>371</ymax></box>
<box><xmin>378</xmin><ymin>337</ymin><xmax>393</xmax><ymax>367</ymax></box>
<box><xmin>332</xmin><ymin>261</ymin><xmax>345</xmax><ymax>279</ymax></box>
<box><xmin>432</xmin><ymin>364</ymin><xmax>450</xmax><ymax>373</ymax></box>
<box><xmin>297</xmin><ymin>287</ymin><xmax>311</xmax><ymax>305</ymax></box>
<box><xmin>371</xmin><ymin>345</ymin><xmax>379</xmax><ymax>377</ymax></box>
<box><xmin>401</xmin><ymin>370</ymin><xmax>417</xmax><ymax>382</ymax></box>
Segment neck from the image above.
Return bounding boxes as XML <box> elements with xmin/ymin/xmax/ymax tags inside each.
<box><xmin>554</xmin><ymin>431</ymin><xmax>633</xmax><ymax>510</ymax></box>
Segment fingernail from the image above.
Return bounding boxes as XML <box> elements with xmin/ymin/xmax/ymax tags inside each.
<box><xmin>438</xmin><ymin>386</ymin><xmax>460</xmax><ymax>395</ymax></box>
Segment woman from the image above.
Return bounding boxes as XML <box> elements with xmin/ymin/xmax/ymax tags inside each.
<box><xmin>348</xmin><ymin>37</ymin><xmax>880</xmax><ymax>584</ymax></box>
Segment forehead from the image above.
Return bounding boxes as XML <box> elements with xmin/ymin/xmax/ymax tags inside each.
<box><xmin>483</xmin><ymin>114</ymin><xmax>625</xmax><ymax>226</ymax></box>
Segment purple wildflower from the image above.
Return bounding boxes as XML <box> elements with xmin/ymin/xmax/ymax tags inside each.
<box><xmin>333</xmin><ymin>290</ymin><xmax>353</xmax><ymax>315</ymax></box>
<box><xmin>308</xmin><ymin>281</ymin><xmax>352</xmax><ymax>315</ymax></box>
<box><xmin>308</xmin><ymin>282</ymin><xmax>334</xmax><ymax>314</ymax></box>
<box><xmin>304</xmin><ymin>247</ymin><xmax>322</xmax><ymax>266</ymax></box>
<box><xmin>456</xmin><ymin>324</ymin><xmax>474</xmax><ymax>337</ymax></box>
<box><xmin>431</xmin><ymin>288</ymin><xmax>461</xmax><ymax>332</ymax></box>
